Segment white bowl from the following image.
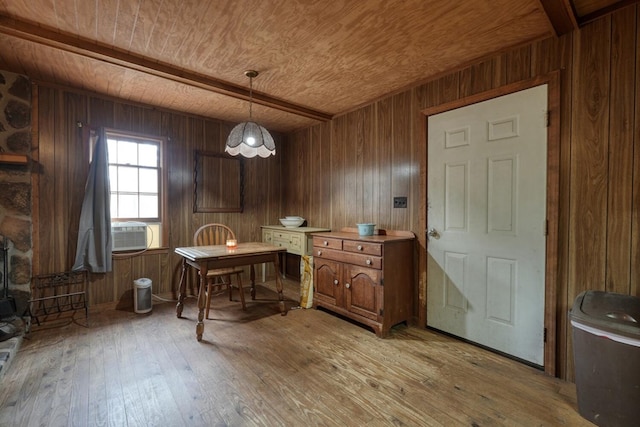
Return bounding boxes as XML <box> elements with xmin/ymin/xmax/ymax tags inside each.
<box><xmin>285</xmin><ymin>216</ymin><xmax>303</xmax><ymax>220</ymax></box>
<box><xmin>280</xmin><ymin>217</ymin><xmax>305</xmax><ymax>228</ymax></box>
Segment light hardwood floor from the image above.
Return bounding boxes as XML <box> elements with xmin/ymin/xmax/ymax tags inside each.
<box><xmin>0</xmin><ymin>279</ymin><xmax>590</xmax><ymax>426</ymax></box>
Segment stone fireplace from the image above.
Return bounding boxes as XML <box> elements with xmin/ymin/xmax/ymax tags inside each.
<box><xmin>0</xmin><ymin>69</ymin><xmax>32</xmax><ymax>317</ymax></box>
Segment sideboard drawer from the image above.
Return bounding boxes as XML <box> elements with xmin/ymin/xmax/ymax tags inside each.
<box><xmin>343</xmin><ymin>240</ymin><xmax>382</xmax><ymax>256</ymax></box>
<box><xmin>315</xmin><ymin>247</ymin><xmax>382</xmax><ymax>269</ymax></box>
<box><xmin>313</xmin><ymin>236</ymin><xmax>343</xmax><ymax>250</ymax></box>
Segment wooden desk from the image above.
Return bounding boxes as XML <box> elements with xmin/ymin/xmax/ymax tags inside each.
<box><xmin>261</xmin><ymin>225</ymin><xmax>331</xmax><ymax>280</ymax></box>
<box><xmin>175</xmin><ymin>242</ymin><xmax>287</xmax><ymax>341</ymax></box>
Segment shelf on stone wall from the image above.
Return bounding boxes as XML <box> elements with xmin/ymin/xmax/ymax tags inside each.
<box><xmin>0</xmin><ymin>153</ymin><xmax>28</xmax><ymax>165</ymax></box>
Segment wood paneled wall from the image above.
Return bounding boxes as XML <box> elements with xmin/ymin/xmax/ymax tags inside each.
<box><xmin>33</xmin><ymin>88</ymin><xmax>282</xmax><ymax>308</ymax></box>
<box><xmin>30</xmin><ymin>5</ymin><xmax>638</xmax><ymax>381</ymax></box>
<box><xmin>281</xmin><ymin>5</ymin><xmax>640</xmax><ymax>380</ymax></box>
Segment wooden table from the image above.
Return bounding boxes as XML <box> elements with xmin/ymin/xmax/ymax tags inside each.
<box><xmin>175</xmin><ymin>242</ymin><xmax>288</xmax><ymax>341</ymax></box>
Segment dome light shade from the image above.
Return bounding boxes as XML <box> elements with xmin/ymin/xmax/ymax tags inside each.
<box><xmin>224</xmin><ymin>70</ymin><xmax>276</xmax><ymax>158</ymax></box>
<box><xmin>225</xmin><ymin>121</ymin><xmax>276</xmax><ymax>158</ymax></box>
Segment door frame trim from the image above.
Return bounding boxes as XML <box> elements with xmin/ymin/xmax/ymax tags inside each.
<box><xmin>421</xmin><ymin>72</ymin><xmax>561</xmax><ymax>376</ymax></box>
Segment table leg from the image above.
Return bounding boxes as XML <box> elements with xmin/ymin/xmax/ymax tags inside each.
<box><xmin>273</xmin><ymin>253</ymin><xmax>287</xmax><ymax>316</ymax></box>
<box><xmin>281</xmin><ymin>252</ymin><xmax>287</xmax><ymax>279</ymax></box>
<box><xmin>196</xmin><ymin>266</ymin><xmax>206</xmax><ymax>341</ymax></box>
<box><xmin>176</xmin><ymin>258</ymin><xmax>188</xmax><ymax>318</ymax></box>
<box><xmin>250</xmin><ymin>264</ymin><xmax>256</xmax><ymax>300</ymax></box>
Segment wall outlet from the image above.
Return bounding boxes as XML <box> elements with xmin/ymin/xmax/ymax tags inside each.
<box><xmin>393</xmin><ymin>196</ymin><xmax>407</xmax><ymax>208</ymax></box>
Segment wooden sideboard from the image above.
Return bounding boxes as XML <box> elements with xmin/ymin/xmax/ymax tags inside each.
<box><xmin>261</xmin><ymin>225</ymin><xmax>331</xmax><ymax>280</ymax></box>
<box><xmin>312</xmin><ymin>228</ymin><xmax>415</xmax><ymax>337</ymax></box>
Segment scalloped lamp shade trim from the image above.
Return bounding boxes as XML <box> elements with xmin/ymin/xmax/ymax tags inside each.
<box><xmin>224</xmin><ymin>121</ymin><xmax>276</xmax><ymax>158</ymax></box>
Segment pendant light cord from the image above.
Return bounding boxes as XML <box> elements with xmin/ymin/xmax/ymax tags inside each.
<box><xmin>248</xmin><ymin>75</ymin><xmax>253</xmax><ymax>120</ymax></box>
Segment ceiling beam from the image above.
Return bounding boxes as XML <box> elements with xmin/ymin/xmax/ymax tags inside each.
<box><xmin>578</xmin><ymin>0</ymin><xmax>640</xmax><ymax>26</ymax></box>
<box><xmin>538</xmin><ymin>0</ymin><xmax>578</xmax><ymax>36</ymax></box>
<box><xmin>0</xmin><ymin>14</ymin><xmax>332</xmax><ymax>122</ymax></box>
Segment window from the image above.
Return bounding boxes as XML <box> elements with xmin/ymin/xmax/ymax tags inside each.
<box><xmin>105</xmin><ymin>129</ymin><xmax>166</xmax><ymax>249</ymax></box>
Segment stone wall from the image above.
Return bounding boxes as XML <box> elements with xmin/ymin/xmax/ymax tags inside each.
<box><xmin>0</xmin><ymin>70</ymin><xmax>32</xmax><ymax>313</ymax></box>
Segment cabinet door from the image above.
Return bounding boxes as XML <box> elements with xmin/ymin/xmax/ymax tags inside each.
<box><xmin>344</xmin><ymin>265</ymin><xmax>380</xmax><ymax>321</ymax></box>
<box><xmin>314</xmin><ymin>258</ymin><xmax>342</xmax><ymax>306</ymax></box>
<box><xmin>262</xmin><ymin>229</ymin><xmax>273</xmax><ymax>244</ymax></box>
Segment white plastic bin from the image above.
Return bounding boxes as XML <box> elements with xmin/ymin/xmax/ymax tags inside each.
<box><xmin>133</xmin><ymin>278</ymin><xmax>152</xmax><ymax>314</ymax></box>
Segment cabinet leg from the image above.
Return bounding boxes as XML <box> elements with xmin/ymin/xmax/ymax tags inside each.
<box><xmin>376</xmin><ymin>329</ymin><xmax>388</xmax><ymax>338</ymax></box>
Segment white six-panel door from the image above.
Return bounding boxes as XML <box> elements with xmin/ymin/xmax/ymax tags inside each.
<box><xmin>427</xmin><ymin>85</ymin><xmax>548</xmax><ymax>366</ymax></box>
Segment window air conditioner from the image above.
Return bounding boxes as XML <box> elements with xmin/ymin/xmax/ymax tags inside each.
<box><xmin>111</xmin><ymin>222</ymin><xmax>147</xmax><ymax>251</ymax></box>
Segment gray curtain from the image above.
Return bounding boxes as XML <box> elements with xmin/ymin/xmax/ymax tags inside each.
<box><xmin>72</xmin><ymin>128</ymin><xmax>112</xmax><ymax>273</ymax></box>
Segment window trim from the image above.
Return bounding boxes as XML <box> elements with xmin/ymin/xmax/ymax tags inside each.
<box><xmin>104</xmin><ymin>128</ymin><xmax>169</xmax><ymax>250</ymax></box>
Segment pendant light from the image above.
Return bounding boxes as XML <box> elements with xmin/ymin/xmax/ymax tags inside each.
<box><xmin>224</xmin><ymin>70</ymin><xmax>276</xmax><ymax>158</ymax></box>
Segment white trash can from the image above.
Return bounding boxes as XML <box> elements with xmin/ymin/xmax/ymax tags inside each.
<box><xmin>133</xmin><ymin>278</ymin><xmax>152</xmax><ymax>314</ymax></box>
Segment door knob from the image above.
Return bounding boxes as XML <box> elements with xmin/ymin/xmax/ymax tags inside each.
<box><xmin>427</xmin><ymin>228</ymin><xmax>440</xmax><ymax>240</ymax></box>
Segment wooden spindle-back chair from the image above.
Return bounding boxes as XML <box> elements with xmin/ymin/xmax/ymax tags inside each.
<box><xmin>193</xmin><ymin>223</ymin><xmax>246</xmax><ymax>317</ymax></box>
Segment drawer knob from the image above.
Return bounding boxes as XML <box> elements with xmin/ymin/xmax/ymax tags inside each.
<box><xmin>323</xmin><ymin>240</ymin><xmax>328</xmax><ymax>246</ymax></box>
<box><xmin>357</xmin><ymin>245</ymin><xmax>363</xmax><ymax>251</ymax></box>
<box><xmin>318</xmin><ymin>250</ymin><xmax>322</xmax><ymax>256</ymax></box>
<box><xmin>334</xmin><ymin>279</ymin><xmax>339</xmax><ymax>286</ymax></box>
<box><xmin>345</xmin><ymin>282</ymin><xmax>351</xmax><ymax>289</ymax></box>
<box><xmin>366</xmin><ymin>259</ymin><xmax>372</xmax><ymax>265</ymax></box>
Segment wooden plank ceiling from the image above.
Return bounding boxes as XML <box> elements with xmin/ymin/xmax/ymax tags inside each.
<box><xmin>0</xmin><ymin>0</ymin><xmax>633</xmax><ymax>132</ymax></box>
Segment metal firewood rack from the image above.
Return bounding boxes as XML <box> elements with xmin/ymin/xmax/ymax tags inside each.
<box><xmin>24</xmin><ymin>270</ymin><xmax>88</xmax><ymax>328</ymax></box>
